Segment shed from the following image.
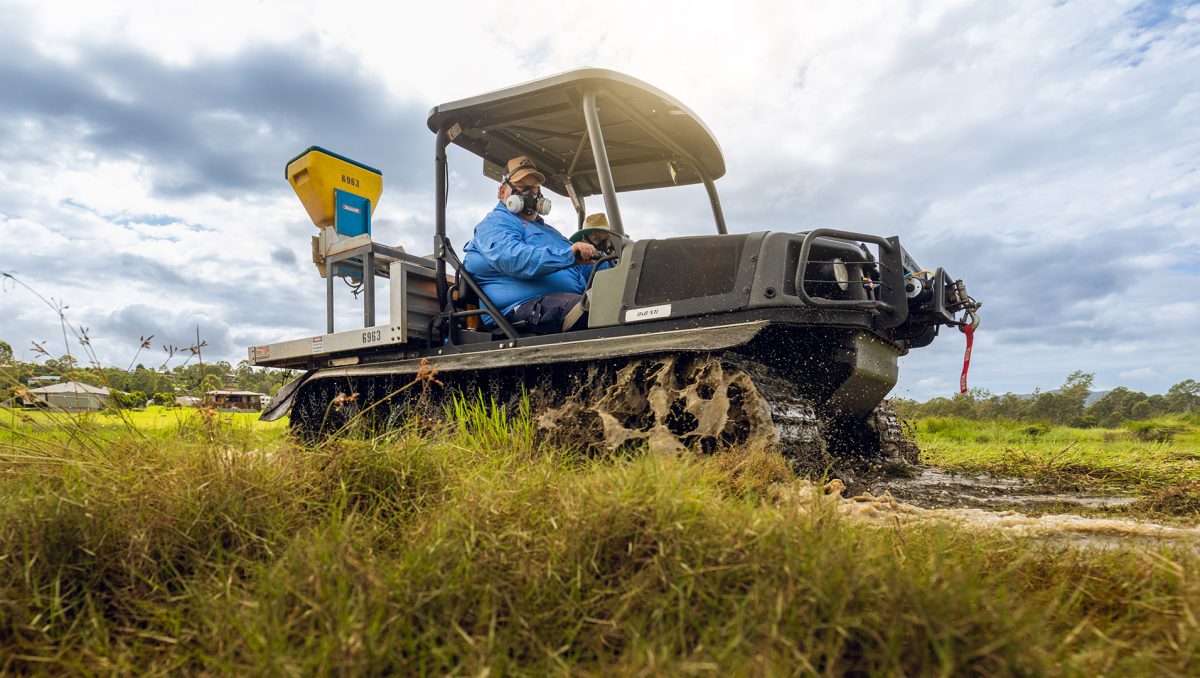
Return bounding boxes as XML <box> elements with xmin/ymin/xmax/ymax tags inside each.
<box><xmin>204</xmin><ymin>389</ymin><xmax>267</xmax><ymax>410</ymax></box>
<box><xmin>25</xmin><ymin>381</ymin><xmax>112</xmax><ymax>411</ymax></box>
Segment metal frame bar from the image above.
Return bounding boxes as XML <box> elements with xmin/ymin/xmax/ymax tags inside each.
<box><xmin>594</xmin><ymin>87</ymin><xmax>728</xmax><ymax>235</ymax></box>
<box><xmin>326</xmin><ymin>269</ymin><xmax>334</xmax><ymax>334</ymax></box>
<box><xmin>435</xmin><ymin>123</ymin><xmax>449</xmax><ymax>311</ymax></box>
<box><xmin>566</xmin><ymin>135</ymin><xmax>588</xmax><ymax>229</ymax></box>
<box><xmin>363</xmin><ymin>250</ymin><xmax>375</xmax><ymax>327</ymax></box>
<box><xmin>322</xmin><ymin>243</ymin><xmax>433</xmax><ymax>334</ymax></box>
<box><xmin>581</xmin><ymin>87</ymin><xmax>625</xmax><ymax>235</ymax></box>
<box><xmin>927</xmin><ymin>267</ymin><xmax>963</xmax><ymax>325</ymax></box>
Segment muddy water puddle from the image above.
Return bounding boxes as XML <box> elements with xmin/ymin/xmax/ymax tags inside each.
<box><xmin>848</xmin><ymin>467</ymin><xmax>1137</xmax><ymax>512</ymax></box>
<box><xmin>829</xmin><ymin>466</ymin><xmax>1200</xmax><ymax>549</ymax></box>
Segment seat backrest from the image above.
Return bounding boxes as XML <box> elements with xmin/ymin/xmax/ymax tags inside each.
<box><xmin>452</xmin><ymin>276</ymin><xmax>480</xmax><ymax>309</ymax></box>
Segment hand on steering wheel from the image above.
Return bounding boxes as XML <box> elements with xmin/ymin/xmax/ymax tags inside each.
<box><xmin>571</xmin><ymin>241</ymin><xmax>598</xmax><ymax>263</ymax></box>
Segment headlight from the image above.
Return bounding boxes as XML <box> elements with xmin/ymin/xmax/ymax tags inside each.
<box><xmin>831</xmin><ymin>258</ymin><xmax>849</xmax><ymax>291</ymax></box>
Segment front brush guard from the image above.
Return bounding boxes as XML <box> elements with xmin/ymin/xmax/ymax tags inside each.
<box><xmin>796</xmin><ymin>228</ymin><xmax>908</xmax><ymax>329</ymax></box>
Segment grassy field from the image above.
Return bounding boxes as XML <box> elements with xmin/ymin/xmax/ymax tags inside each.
<box><xmin>1</xmin><ymin>404</ymin><xmax>1198</xmax><ymax>674</ymax></box>
<box><xmin>2</xmin><ymin>405</ymin><xmax>286</xmax><ymax>439</ymax></box>
<box><xmin>913</xmin><ymin>415</ymin><xmax>1200</xmax><ymax>516</ymax></box>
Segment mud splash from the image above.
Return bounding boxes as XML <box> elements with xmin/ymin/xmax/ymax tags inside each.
<box><xmin>535</xmin><ymin>354</ymin><xmax>833</xmax><ymax>467</ymax></box>
<box><xmin>779</xmin><ymin>477</ymin><xmax>1200</xmax><ymax>549</ymax></box>
<box><xmin>537</xmin><ymin>355</ymin><xmax>783</xmax><ymax>455</ymax></box>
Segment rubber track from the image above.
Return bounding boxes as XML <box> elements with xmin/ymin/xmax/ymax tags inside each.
<box><xmin>287</xmin><ymin>350</ymin><xmax>914</xmax><ymax>471</ymax></box>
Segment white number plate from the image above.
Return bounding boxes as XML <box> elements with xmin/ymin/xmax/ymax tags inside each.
<box><xmin>624</xmin><ymin>304</ymin><xmax>672</xmax><ymax>323</ymax></box>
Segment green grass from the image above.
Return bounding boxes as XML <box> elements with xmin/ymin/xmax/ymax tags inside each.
<box><xmin>1</xmin><ymin>404</ymin><xmax>284</xmax><ymax>431</ymax></box>
<box><xmin>1</xmin><ymin>405</ymin><xmax>286</xmax><ymax>447</ymax></box>
<box><xmin>914</xmin><ymin>416</ymin><xmax>1200</xmax><ymax>492</ymax></box>
<box><xmin>1</xmin><ymin>402</ymin><xmax>1198</xmax><ymax>674</ymax></box>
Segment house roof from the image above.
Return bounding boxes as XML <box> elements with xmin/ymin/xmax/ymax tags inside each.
<box><xmin>27</xmin><ymin>381</ymin><xmax>111</xmax><ymax>395</ymax></box>
<box><xmin>206</xmin><ymin>389</ymin><xmax>266</xmax><ymax>396</ymax></box>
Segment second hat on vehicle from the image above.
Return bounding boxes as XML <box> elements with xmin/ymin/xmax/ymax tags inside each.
<box><xmin>570</xmin><ymin>213</ymin><xmax>615</xmax><ymax>243</ymax></box>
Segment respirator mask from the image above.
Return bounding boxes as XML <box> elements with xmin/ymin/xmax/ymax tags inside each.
<box><xmin>504</xmin><ymin>183</ymin><xmax>552</xmax><ymax>216</ymax></box>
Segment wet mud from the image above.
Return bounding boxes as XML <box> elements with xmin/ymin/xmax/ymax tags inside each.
<box><xmin>773</xmin><ymin>478</ymin><xmax>1200</xmax><ymax>549</ymax></box>
<box><xmin>846</xmin><ymin>467</ymin><xmax>1137</xmax><ymax>513</ymax></box>
<box><xmin>830</xmin><ymin>467</ymin><xmax>1200</xmax><ymax>549</ymax></box>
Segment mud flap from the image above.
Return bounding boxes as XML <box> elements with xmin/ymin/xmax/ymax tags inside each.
<box><xmin>259</xmin><ymin>369</ymin><xmax>316</xmax><ymax>422</ymax></box>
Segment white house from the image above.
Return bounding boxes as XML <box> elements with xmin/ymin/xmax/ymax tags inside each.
<box><xmin>24</xmin><ymin>381</ymin><xmax>112</xmax><ymax>411</ymax></box>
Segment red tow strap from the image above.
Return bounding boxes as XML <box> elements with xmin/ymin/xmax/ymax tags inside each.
<box><xmin>959</xmin><ymin>323</ymin><xmax>975</xmax><ymax>394</ymax></box>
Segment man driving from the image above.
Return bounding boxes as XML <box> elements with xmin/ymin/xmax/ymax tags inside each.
<box><xmin>462</xmin><ymin>156</ymin><xmax>599</xmax><ymax>334</ymax></box>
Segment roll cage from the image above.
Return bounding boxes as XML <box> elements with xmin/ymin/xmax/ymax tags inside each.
<box><xmin>425</xmin><ymin>68</ymin><xmax>733</xmax><ymax>342</ymax></box>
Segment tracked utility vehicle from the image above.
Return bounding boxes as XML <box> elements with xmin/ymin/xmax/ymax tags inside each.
<box><xmin>251</xmin><ymin>69</ymin><xmax>979</xmax><ymax>467</ymax></box>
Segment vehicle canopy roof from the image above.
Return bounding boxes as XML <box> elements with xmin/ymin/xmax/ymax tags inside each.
<box><xmin>426</xmin><ymin>68</ymin><xmax>725</xmax><ymax>198</ymax></box>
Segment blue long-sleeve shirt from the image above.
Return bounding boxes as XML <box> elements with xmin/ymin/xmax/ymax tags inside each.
<box><xmin>463</xmin><ymin>203</ymin><xmax>594</xmax><ymax>320</ymax></box>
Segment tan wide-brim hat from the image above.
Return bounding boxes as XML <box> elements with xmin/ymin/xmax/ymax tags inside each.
<box><xmin>569</xmin><ymin>213</ymin><xmax>615</xmax><ymax>243</ymax></box>
<box><xmin>505</xmin><ymin>155</ymin><xmax>545</xmax><ymax>185</ymax></box>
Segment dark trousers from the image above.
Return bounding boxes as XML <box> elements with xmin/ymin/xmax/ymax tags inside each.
<box><xmin>506</xmin><ymin>292</ymin><xmax>583</xmax><ymax>334</ymax></box>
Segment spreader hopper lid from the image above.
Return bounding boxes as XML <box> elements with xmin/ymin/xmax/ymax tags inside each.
<box><xmin>286</xmin><ymin>146</ymin><xmax>383</xmax><ymax>229</ymax></box>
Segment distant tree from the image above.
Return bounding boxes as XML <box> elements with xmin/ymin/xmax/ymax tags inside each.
<box><xmin>42</xmin><ymin>355</ymin><xmax>78</xmax><ymax>372</ymax></box>
<box><xmin>1024</xmin><ymin>389</ymin><xmax>1059</xmax><ymax>423</ymax></box>
<box><xmin>1089</xmin><ymin>387</ymin><xmax>1142</xmax><ymax>427</ymax></box>
<box><xmin>1017</xmin><ymin>372</ymin><xmax>1095</xmax><ymax>426</ymax></box>
<box><xmin>1130</xmin><ymin>398</ymin><xmax>1153</xmax><ymax>420</ymax></box>
<box><xmin>61</xmin><ymin>369</ymin><xmax>104</xmax><ymax>387</ymax></box>
<box><xmin>232</xmin><ymin>360</ymin><xmax>291</xmax><ymax>395</ymax></box>
<box><xmin>122</xmin><ymin>364</ymin><xmax>168</xmax><ymax>395</ymax></box>
<box><xmin>0</xmin><ymin>340</ymin><xmax>12</xmax><ymax>365</ymax></box>
<box><xmin>980</xmin><ymin>392</ymin><xmax>1028</xmax><ymax>420</ymax></box>
<box><xmin>1058</xmin><ymin>371</ymin><xmax>1095</xmax><ymax>426</ymax></box>
<box><xmin>201</xmin><ymin>374</ymin><xmax>224</xmax><ymax>394</ymax></box>
<box><xmin>1166</xmin><ymin>379</ymin><xmax>1199</xmax><ymax>413</ymax></box>
<box><xmin>894</xmin><ymin>371</ymin><xmax>1194</xmax><ymax>426</ymax></box>
<box><xmin>111</xmin><ymin>390</ymin><xmax>147</xmax><ymax>409</ymax></box>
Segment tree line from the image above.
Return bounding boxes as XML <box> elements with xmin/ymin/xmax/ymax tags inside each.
<box><xmin>0</xmin><ymin>339</ymin><xmax>294</xmax><ymax>406</ymax></box>
<box><xmin>893</xmin><ymin>371</ymin><xmax>1200</xmax><ymax>427</ymax></box>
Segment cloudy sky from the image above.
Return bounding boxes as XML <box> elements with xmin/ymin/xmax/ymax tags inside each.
<box><xmin>0</xmin><ymin>0</ymin><xmax>1196</xmax><ymax>400</ymax></box>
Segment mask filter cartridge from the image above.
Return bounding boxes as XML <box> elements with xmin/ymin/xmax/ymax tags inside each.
<box><xmin>505</xmin><ymin>188</ymin><xmax>552</xmax><ymax>216</ymax></box>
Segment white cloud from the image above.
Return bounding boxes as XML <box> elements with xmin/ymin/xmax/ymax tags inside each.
<box><xmin>1</xmin><ymin>0</ymin><xmax>1197</xmax><ymax>401</ymax></box>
